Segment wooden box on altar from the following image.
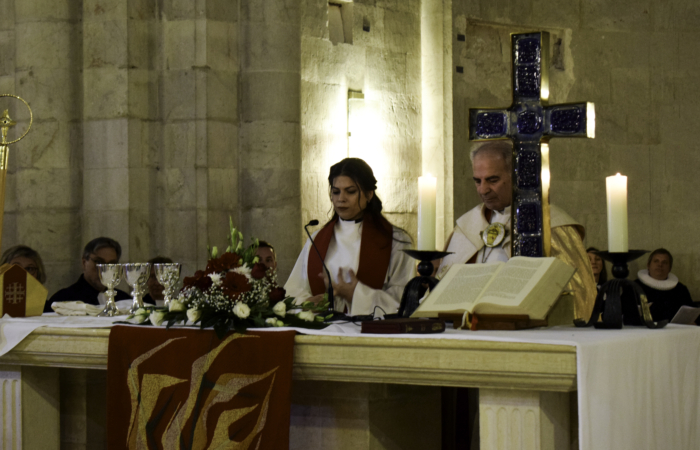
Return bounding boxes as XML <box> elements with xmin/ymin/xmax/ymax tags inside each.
<box><xmin>0</xmin><ymin>263</ymin><xmax>47</xmax><ymax>317</ymax></box>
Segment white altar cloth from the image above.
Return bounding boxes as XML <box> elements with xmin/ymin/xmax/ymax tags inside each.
<box><xmin>1</xmin><ymin>315</ymin><xmax>698</xmax><ymax>450</ymax></box>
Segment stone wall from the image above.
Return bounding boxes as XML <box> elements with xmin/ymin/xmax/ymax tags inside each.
<box><xmin>452</xmin><ymin>0</ymin><xmax>700</xmax><ymax>298</ymax></box>
<box><xmin>0</xmin><ymin>0</ymin><xmax>241</xmax><ymax>295</ymax></box>
<box><xmin>300</xmin><ymin>0</ymin><xmax>423</xmax><ymax>248</ymax></box>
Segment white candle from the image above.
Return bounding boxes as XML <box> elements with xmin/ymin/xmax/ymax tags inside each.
<box><xmin>606</xmin><ymin>173</ymin><xmax>628</xmax><ymax>252</ymax></box>
<box><xmin>418</xmin><ymin>174</ymin><xmax>437</xmax><ymax>250</ymax></box>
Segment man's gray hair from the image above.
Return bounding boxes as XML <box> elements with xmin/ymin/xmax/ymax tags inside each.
<box><xmin>469</xmin><ymin>141</ymin><xmax>513</xmax><ymax>172</ymax></box>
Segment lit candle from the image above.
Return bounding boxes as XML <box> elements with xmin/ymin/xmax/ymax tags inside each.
<box><xmin>606</xmin><ymin>173</ymin><xmax>628</xmax><ymax>252</ymax></box>
<box><xmin>418</xmin><ymin>174</ymin><xmax>437</xmax><ymax>250</ymax></box>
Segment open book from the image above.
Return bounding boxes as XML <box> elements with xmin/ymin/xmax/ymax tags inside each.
<box><xmin>411</xmin><ymin>257</ymin><xmax>575</xmax><ymax>321</ymax></box>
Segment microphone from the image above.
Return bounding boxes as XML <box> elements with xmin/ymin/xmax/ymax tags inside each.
<box><xmin>304</xmin><ymin>220</ymin><xmax>337</xmax><ymax>318</ymax></box>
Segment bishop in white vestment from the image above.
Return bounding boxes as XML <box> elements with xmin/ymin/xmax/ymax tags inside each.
<box><xmin>438</xmin><ymin>142</ymin><xmax>597</xmax><ymax>320</ymax></box>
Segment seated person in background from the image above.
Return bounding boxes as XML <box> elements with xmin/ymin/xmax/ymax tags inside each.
<box><xmin>45</xmin><ymin>237</ymin><xmax>129</xmax><ymax>312</ymax></box>
<box><xmin>586</xmin><ymin>247</ymin><xmax>607</xmax><ymax>290</ymax></box>
<box><xmin>255</xmin><ymin>241</ymin><xmax>277</xmax><ymax>272</ymax></box>
<box><xmin>1</xmin><ymin>245</ymin><xmax>47</xmax><ymax>284</ymax></box>
<box><xmin>143</xmin><ymin>256</ymin><xmax>173</xmax><ymax>306</ymax></box>
<box><xmin>634</xmin><ymin>248</ymin><xmax>694</xmax><ymax>323</ymax></box>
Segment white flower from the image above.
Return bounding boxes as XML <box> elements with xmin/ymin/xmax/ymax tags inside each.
<box><xmin>149</xmin><ymin>311</ymin><xmax>166</xmax><ymax>326</ymax></box>
<box><xmin>272</xmin><ymin>301</ymin><xmax>286</xmax><ymax>318</ymax></box>
<box><xmin>209</xmin><ymin>273</ymin><xmax>223</xmax><ymax>286</ymax></box>
<box><xmin>134</xmin><ymin>308</ymin><xmax>147</xmax><ymax>316</ymax></box>
<box><xmin>186</xmin><ymin>308</ymin><xmax>202</xmax><ymax>323</ymax></box>
<box><xmin>233</xmin><ymin>302</ymin><xmax>251</xmax><ymax>319</ymax></box>
<box><xmin>298</xmin><ymin>310</ymin><xmax>315</xmax><ymax>322</ymax></box>
<box><xmin>265</xmin><ymin>317</ymin><xmax>277</xmax><ymax>326</ymax></box>
<box><xmin>133</xmin><ymin>314</ymin><xmax>147</xmax><ymax>324</ymax></box>
<box><xmin>233</xmin><ymin>266</ymin><xmax>252</xmax><ymax>280</ymax></box>
<box><xmin>276</xmin><ymin>320</ymin><xmax>285</xmax><ymax>327</ymax></box>
<box><xmin>169</xmin><ymin>300</ymin><xmax>186</xmax><ymax>312</ymax></box>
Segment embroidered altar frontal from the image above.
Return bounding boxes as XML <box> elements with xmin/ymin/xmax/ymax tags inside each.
<box><xmin>107</xmin><ymin>326</ymin><xmax>296</xmax><ymax>449</ymax></box>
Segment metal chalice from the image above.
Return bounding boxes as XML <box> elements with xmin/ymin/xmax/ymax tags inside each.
<box><xmin>96</xmin><ymin>264</ymin><xmax>123</xmax><ymax>317</ymax></box>
<box><xmin>154</xmin><ymin>263</ymin><xmax>181</xmax><ymax>307</ymax></box>
<box><xmin>123</xmin><ymin>263</ymin><xmax>151</xmax><ymax>314</ymax></box>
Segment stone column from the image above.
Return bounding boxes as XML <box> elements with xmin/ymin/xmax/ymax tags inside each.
<box><xmin>4</xmin><ymin>1</ymin><xmax>83</xmax><ymax>295</ymax></box>
<box><xmin>82</xmin><ymin>0</ymin><xmax>156</xmax><ymax>262</ymax></box>
<box><xmin>479</xmin><ymin>388</ymin><xmax>571</xmax><ymax>450</ymax></box>
<box><xmin>158</xmin><ymin>0</ymin><xmax>238</xmax><ymax>275</ymax></box>
<box><xmin>0</xmin><ymin>365</ymin><xmax>60</xmax><ymax>450</ymax></box>
<box><xmin>239</xmin><ymin>0</ymin><xmax>302</xmax><ymax>281</ymax></box>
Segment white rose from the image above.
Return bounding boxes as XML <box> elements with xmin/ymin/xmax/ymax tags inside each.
<box><xmin>134</xmin><ymin>308</ymin><xmax>147</xmax><ymax>316</ymax></box>
<box><xmin>298</xmin><ymin>310</ymin><xmax>315</xmax><ymax>322</ymax></box>
<box><xmin>276</xmin><ymin>320</ymin><xmax>285</xmax><ymax>327</ymax></box>
<box><xmin>272</xmin><ymin>301</ymin><xmax>286</xmax><ymax>318</ymax></box>
<box><xmin>265</xmin><ymin>317</ymin><xmax>277</xmax><ymax>326</ymax></box>
<box><xmin>208</xmin><ymin>273</ymin><xmax>223</xmax><ymax>286</ymax></box>
<box><xmin>133</xmin><ymin>314</ymin><xmax>147</xmax><ymax>324</ymax></box>
<box><xmin>186</xmin><ymin>308</ymin><xmax>202</xmax><ymax>323</ymax></box>
<box><xmin>149</xmin><ymin>311</ymin><xmax>166</xmax><ymax>326</ymax></box>
<box><xmin>233</xmin><ymin>302</ymin><xmax>251</xmax><ymax>319</ymax></box>
<box><xmin>169</xmin><ymin>300</ymin><xmax>187</xmax><ymax>312</ymax></box>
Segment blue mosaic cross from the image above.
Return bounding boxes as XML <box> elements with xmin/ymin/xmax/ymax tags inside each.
<box><xmin>468</xmin><ymin>32</ymin><xmax>595</xmax><ymax>257</ymax></box>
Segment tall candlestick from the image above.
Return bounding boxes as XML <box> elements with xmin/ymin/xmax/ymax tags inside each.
<box><xmin>606</xmin><ymin>173</ymin><xmax>628</xmax><ymax>252</ymax></box>
<box><xmin>418</xmin><ymin>174</ymin><xmax>437</xmax><ymax>250</ymax></box>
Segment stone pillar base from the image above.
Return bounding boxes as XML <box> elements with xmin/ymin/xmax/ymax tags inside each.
<box><xmin>0</xmin><ymin>364</ymin><xmax>60</xmax><ymax>450</ymax></box>
<box><xmin>479</xmin><ymin>388</ymin><xmax>571</xmax><ymax>450</ymax></box>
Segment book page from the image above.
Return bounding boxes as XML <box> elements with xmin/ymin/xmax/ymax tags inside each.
<box><xmin>411</xmin><ymin>263</ymin><xmax>503</xmax><ymax>317</ymax></box>
<box><xmin>432</xmin><ymin>264</ymin><xmax>501</xmax><ymax>306</ymax></box>
<box><xmin>671</xmin><ymin>305</ymin><xmax>700</xmax><ymax>325</ymax></box>
<box><xmin>476</xmin><ymin>257</ymin><xmax>553</xmax><ymax>308</ymax></box>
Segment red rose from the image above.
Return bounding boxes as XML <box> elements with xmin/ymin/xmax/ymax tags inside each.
<box><xmin>251</xmin><ymin>263</ymin><xmax>267</xmax><ymax>280</ymax></box>
<box><xmin>221</xmin><ymin>271</ymin><xmax>250</xmax><ymax>298</ymax></box>
<box><xmin>183</xmin><ymin>270</ymin><xmax>212</xmax><ymax>291</ymax></box>
<box><xmin>219</xmin><ymin>252</ymin><xmax>240</xmax><ymax>271</ymax></box>
<box><xmin>269</xmin><ymin>287</ymin><xmax>286</xmax><ymax>303</ymax></box>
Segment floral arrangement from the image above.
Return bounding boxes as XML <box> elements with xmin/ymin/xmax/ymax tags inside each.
<box><xmin>127</xmin><ymin>219</ymin><xmax>329</xmax><ymax>337</ymax></box>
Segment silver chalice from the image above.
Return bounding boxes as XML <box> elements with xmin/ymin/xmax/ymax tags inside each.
<box><xmin>123</xmin><ymin>263</ymin><xmax>151</xmax><ymax>314</ymax></box>
<box><xmin>154</xmin><ymin>263</ymin><xmax>181</xmax><ymax>307</ymax></box>
<box><xmin>96</xmin><ymin>264</ymin><xmax>123</xmax><ymax>317</ymax></box>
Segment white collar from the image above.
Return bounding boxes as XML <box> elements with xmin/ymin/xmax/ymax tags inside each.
<box><xmin>637</xmin><ymin>269</ymin><xmax>679</xmax><ymax>291</ymax></box>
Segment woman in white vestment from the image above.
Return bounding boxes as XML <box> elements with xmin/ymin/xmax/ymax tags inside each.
<box><xmin>285</xmin><ymin>158</ymin><xmax>414</xmax><ymax>317</ymax></box>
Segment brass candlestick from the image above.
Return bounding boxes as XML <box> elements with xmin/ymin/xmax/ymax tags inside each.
<box><xmin>0</xmin><ymin>95</ymin><xmax>33</xmax><ymax>251</ymax></box>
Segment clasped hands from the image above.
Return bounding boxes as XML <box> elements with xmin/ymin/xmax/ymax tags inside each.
<box><xmin>307</xmin><ymin>268</ymin><xmax>358</xmax><ymax>306</ymax></box>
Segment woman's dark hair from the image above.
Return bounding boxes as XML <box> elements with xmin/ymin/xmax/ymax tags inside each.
<box><xmin>327</xmin><ymin>158</ymin><xmax>410</xmax><ymax>243</ymax></box>
<box><xmin>586</xmin><ymin>247</ymin><xmax>607</xmax><ymax>285</ymax></box>
<box><xmin>1</xmin><ymin>245</ymin><xmax>47</xmax><ymax>284</ymax></box>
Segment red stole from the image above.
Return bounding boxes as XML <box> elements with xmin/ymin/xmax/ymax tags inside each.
<box><xmin>307</xmin><ymin>214</ymin><xmax>393</xmax><ymax>296</ymax></box>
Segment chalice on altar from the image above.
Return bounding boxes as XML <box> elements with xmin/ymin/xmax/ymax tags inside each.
<box><xmin>123</xmin><ymin>263</ymin><xmax>151</xmax><ymax>314</ymax></box>
<box><xmin>97</xmin><ymin>264</ymin><xmax>123</xmax><ymax>317</ymax></box>
<box><xmin>154</xmin><ymin>263</ymin><xmax>181</xmax><ymax>307</ymax></box>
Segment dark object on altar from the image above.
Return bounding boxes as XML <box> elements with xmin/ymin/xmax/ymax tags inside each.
<box><xmin>361</xmin><ymin>318</ymin><xmax>446</xmax><ymax>334</ymax></box>
<box><xmin>398</xmin><ymin>250</ymin><xmax>452</xmax><ymax>318</ymax></box>
<box><xmin>575</xmin><ymin>250</ymin><xmax>667</xmax><ymax>329</ymax></box>
<box><xmin>470</xmin><ymin>313</ymin><xmax>547</xmax><ymax>331</ymax></box>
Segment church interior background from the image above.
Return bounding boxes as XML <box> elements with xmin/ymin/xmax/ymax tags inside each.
<box><xmin>0</xmin><ymin>0</ymin><xmax>698</xmax><ymax>303</ymax></box>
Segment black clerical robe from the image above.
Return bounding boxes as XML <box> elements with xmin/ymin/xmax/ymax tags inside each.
<box><xmin>44</xmin><ymin>274</ymin><xmax>130</xmax><ymax>313</ymax></box>
<box><xmin>621</xmin><ymin>279</ymin><xmax>696</xmax><ymax>325</ymax></box>
<box><xmin>635</xmin><ymin>279</ymin><xmax>695</xmax><ymax>323</ymax></box>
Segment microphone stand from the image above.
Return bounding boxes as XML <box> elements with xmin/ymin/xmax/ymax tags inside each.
<box><xmin>304</xmin><ymin>220</ymin><xmax>349</xmax><ymax>322</ymax></box>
